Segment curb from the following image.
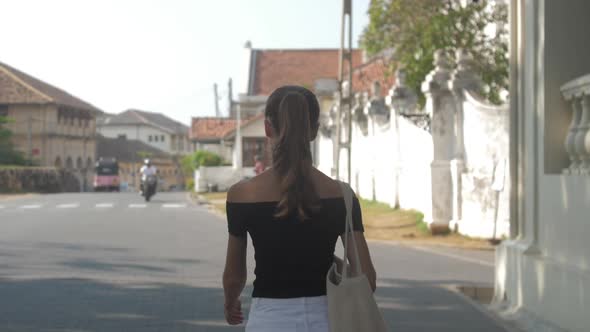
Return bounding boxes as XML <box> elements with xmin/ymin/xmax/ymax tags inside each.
<box><xmin>186</xmin><ymin>192</ymin><xmax>206</xmax><ymax>205</ymax></box>
<box><xmin>444</xmin><ymin>284</ymin><xmax>526</xmax><ymax>332</ymax></box>
<box><xmin>189</xmin><ymin>192</ymin><xmax>226</xmax><ymax>220</ymax></box>
<box><xmin>0</xmin><ymin>193</ymin><xmax>39</xmax><ymax>201</ymax></box>
<box><xmin>188</xmin><ymin>193</ymin><xmax>496</xmax><ymax>252</ymax></box>
<box><xmin>367</xmin><ymin>238</ymin><xmax>496</xmax><ymax>252</ymax></box>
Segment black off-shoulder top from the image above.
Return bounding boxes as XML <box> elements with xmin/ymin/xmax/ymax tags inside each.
<box><xmin>226</xmin><ymin>195</ymin><xmax>364</xmax><ymax>299</ymax></box>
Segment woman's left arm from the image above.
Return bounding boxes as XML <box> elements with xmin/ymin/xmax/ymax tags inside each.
<box><xmin>222</xmin><ymin>234</ymin><xmax>247</xmax><ymax>325</ymax></box>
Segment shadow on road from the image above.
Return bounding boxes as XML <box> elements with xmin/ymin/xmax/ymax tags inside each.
<box><xmin>61</xmin><ymin>259</ymin><xmax>174</xmax><ymax>273</ymax></box>
<box><xmin>0</xmin><ymin>277</ymin><xmax>506</xmax><ymax>332</ymax></box>
<box><xmin>0</xmin><ymin>278</ymin><xmax>244</xmax><ymax>331</ymax></box>
<box><xmin>375</xmin><ymin>278</ymin><xmax>505</xmax><ymax>332</ymax></box>
<box><xmin>37</xmin><ymin>242</ymin><xmax>131</xmax><ymax>253</ymax></box>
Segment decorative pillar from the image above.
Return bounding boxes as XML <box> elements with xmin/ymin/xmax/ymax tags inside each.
<box><xmin>561</xmin><ymin>74</ymin><xmax>590</xmax><ymax>175</ymax></box>
<box><xmin>388</xmin><ymin>69</ymin><xmax>418</xmax><ymax>115</ymax></box>
<box><xmin>421</xmin><ymin>50</ymin><xmax>455</xmax><ymax>234</ymax></box>
<box><xmin>564</xmin><ymin>99</ymin><xmax>582</xmax><ymax>174</ymax></box>
<box><xmin>576</xmin><ymin>95</ymin><xmax>590</xmax><ymax>174</ymax></box>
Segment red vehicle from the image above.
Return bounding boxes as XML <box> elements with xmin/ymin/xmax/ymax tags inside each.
<box><xmin>93</xmin><ymin>157</ymin><xmax>120</xmax><ymax>192</ymax></box>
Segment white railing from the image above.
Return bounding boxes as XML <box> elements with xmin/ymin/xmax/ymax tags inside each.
<box><xmin>561</xmin><ymin>74</ymin><xmax>590</xmax><ymax>175</ymax></box>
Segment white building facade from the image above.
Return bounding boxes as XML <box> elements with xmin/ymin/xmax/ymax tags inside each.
<box><xmin>493</xmin><ymin>1</ymin><xmax>590</xmax><ymax>331</ymax></box>
<box><xmin>97</xmin><ymin>109</ymin><xmax>191</xmax><ymax>156</ymax></box>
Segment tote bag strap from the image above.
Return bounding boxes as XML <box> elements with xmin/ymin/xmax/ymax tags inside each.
<box><xmin>338</xmin><ymin>180</ymin><xmax>362</xmax><ymax>279</ymax></box>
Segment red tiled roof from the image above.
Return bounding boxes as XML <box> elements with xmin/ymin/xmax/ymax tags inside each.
<box><xmin>0</xmin><ymin>61</ymin><xmax>102</xmax><ymax>113</ymax></box>
<box><xmin>349</xmin><ymin>57</ymin><xmax>396</xmax><ymax>97</ymax></box>
<box><xmin>223</xmin><ymin>113</ymin><xmax>265</xmax><ymax>139</ymax></box>
<box><xmin>190</xmin><ymin>117</ymin><xmax>237</xmax><ymax>141</ymax></box>
<box><xmin>251</xmin><ymin>49</ymin><xmax>363</xmax><ymax>95</ymax></box>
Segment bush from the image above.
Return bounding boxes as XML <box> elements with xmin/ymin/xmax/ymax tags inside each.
<box><xmin>181</xmin><ymin>150</ymin><xmax>225</xmax><ymax>174</ymax></box>
<box><xmin>186</xmin><ymin>178</ymin><xmax>195</xmax><ymax>191</ymax></box>
<box><xmin>0</xmin><ymin>148</ymin><xmax>26</xmax><ymax>165</ymax></box>
<box><xmin>196</xmin><ymin>150</ymin><xmax>223</xmax><ymax>168</ymax></box>
<box><xmin>0</xmin><ymin>116</ymin><xmax>28</xmax><ymax>166</ymax></box>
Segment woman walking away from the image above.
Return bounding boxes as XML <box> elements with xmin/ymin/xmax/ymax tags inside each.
<box><xmin>222</xmin><ymin>85</ymin><xmax>377</xmax><ymax>331</ymax></box>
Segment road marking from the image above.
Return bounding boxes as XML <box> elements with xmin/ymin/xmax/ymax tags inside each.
<box><xmin>0</xmin><ymin>205</ymin><xmax>5</xmax><ymax>209</ymax></box>
<box><xmin>162</xmin><ymin>203</ymin><xmax>187</xmax><ymax>208</ymax></box>
<box><xmin>19</xmin><ymin>204</ymin><xmax>42</xmax><ymax>209</ymax></box>
<box><xmin>406</xmin><ymin>245</ymin><xmax>494</xmax><ymax>267</ymax></box>
<box><xmin>129</xmin><ymin>204</ymin><xmax>147</xmax><ymax>208</ymax></box>
<box><xmin>56</xmin><ymin>203</ymin><xmax>79</xmax><ymax>209</ymax></box>
<box><xmin>95</xmin><ymin>203</ymin><xmax>114</xmax><ymax>208</ymax></box>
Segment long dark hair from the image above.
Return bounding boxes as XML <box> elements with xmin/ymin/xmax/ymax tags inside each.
<box><xmin>265</xmin><ymin>86</ymin><xmax>320</xmax><ymax>220</ymax></box>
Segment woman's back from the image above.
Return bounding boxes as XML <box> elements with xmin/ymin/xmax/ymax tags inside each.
<box><xmin>222</xmin><ymin>86</ymin><xmax>375</xmax><ymax>331</ymax></box>
<box><xmin>227</xmin><ymin>169</ymin><xmax>364</xmax><ymax>298</ymax></box>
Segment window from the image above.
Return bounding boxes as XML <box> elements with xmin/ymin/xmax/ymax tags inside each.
<box><xmin>161</xmin><ymin>135</ymin><xmax>165</xmax><ymax>142</ymax></box>
<box><xmin>117</xmin><ymin>134</ymin><xmax>127</xmax><ymax>139</ymax></box>
<box><xmin>148</xmin><ymin>135</ymin><xmax>153</xmax><ymax>142</ymax></box>
<box><xmin>0</xmin><ymin>105</ymin><xmax>8</xmax><ymax>117</ymax></box>
<box><xmin>155</xmin><ymin>135</ymin><xmax>159</xmax><ymax>142</ymax></box>
<box><xmin>242</xmin><ymin>138</ymin><xmax>267</xmax><ymax>167</ymax></box>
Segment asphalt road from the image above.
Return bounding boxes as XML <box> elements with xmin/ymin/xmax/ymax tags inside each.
<box><xmin>0</xmin><ymin>192</ymin><xmax>506</xmax><ymax>332</ymax></box>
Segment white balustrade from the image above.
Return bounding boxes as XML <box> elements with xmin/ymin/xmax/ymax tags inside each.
<box><xmin>561</xmin><ymin>74</ymin><xmax>590</xmax><ymax>175</ymax></box>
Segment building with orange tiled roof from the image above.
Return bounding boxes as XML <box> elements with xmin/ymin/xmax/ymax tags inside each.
<box><xmin>222</xmin><ymin>43</ymin><xmax>365</xmax><ymax>168</ymax></box>
<box><xmin>189</xmin><ymin>112</ymin><xmax>268</xmax><ymax>168</ymax></box>
<box><xmin>234</xmin><ymin>43</ymin><xmax>363</xmax><ymax>119</ymax></box>
<box><xmin>189</xmin><ymin>117</ymin><xmax>237</xmax><ymax>162</ymax></box>
<box><xmin>246</xmin><ymin>48</ymin><xmax>363</xmax><ymax>96</ymax></box>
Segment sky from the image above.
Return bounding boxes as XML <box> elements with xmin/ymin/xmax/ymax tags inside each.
<box><xmin>0</xmin><ymin>0</ymin><xmax>371</xmax><ymax>125</ymax></box>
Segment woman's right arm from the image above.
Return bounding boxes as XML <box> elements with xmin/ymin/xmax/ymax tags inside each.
<box><xmin>343</xmin><ymin>231</ymin><xmax>377</xmax><ymax>292</ymax></box>
<box><xmin>340</xmin><ymin>189</ymin><xmax>377</xmax><ymax>292</ymax></box>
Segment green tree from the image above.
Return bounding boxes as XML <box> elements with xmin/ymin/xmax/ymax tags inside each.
<box><xmin>360</xmin><ymin>0</ymin><xmax>508</xmax><ymax>106</ymax></box>
<box><xmin>0</xmin><ymin>115</ymin><xmax>26</xmax><ymax>165</ymax></box>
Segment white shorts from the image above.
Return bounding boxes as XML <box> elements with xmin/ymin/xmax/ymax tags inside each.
<box><xmin>245</xmin><ymin>296</ymin><xmax>329</xmax><ymax>332</ymax></box>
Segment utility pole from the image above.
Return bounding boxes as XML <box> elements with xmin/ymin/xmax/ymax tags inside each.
<box><xmin>233</xmin><ymin>101</ymin><xmax>242</xmax><ymax>170</ymax></box>
<box><xmin>27</xmin><ymin>115</ymin><xmax>33</xmax><ymax>165</ymax></box>
<box><xmin>228</xmin><ymin>78</ymin><xmax>233</xmax><ymax>118</ymax></box>
<box><xmin>213</xmin><ymin>83</ymin><xmax>220</xmax><ymax>117</ymax></box>
<box><xmin>335</xmin><ymin>0</ymin><xmax>353</xmax><ymax>183</ymax></box>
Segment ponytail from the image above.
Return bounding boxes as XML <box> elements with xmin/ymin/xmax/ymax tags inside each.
<box><xmin>268</xmin><ymin>90</ymin><xmax>320</xmax><ymax>220</ymax></box>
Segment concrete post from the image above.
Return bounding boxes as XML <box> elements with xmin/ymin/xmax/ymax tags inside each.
<box><xmin>421</xmin><ymin>50</ymin><xmax>455</xmax><ymax>233</ymax></box>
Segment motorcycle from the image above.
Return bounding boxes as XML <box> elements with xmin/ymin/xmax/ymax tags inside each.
<box><xmin>142</xmin><ymin>174</ymin><xmax>158</xmax><ymax>202</ymax></box>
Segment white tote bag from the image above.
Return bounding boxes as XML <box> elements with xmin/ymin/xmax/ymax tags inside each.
<box><xmin>326</xmin><ymin>181</ymin><xmax>389</xmax><ymax>332</ymax></box>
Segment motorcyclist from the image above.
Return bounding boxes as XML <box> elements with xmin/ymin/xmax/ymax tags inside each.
<box><xmin>139</xmin><ymin>159</ymin><xmax>157</xmax><ymax>194</ymax></box>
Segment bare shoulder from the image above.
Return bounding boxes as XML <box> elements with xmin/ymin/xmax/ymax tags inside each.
<box><xmin>227</xmin><ymin>180</ymin><xmax>250</xmax><ymax>202</ymax></box>
<box><xmin>227</xmin><ymin>171</ymin><xmax>275</xmax><ymax>202</ymax></box>
<box><xmin>310</xmin><ymin>168</ymin><xmax>343</xmax><ymax>198</ymax></box>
